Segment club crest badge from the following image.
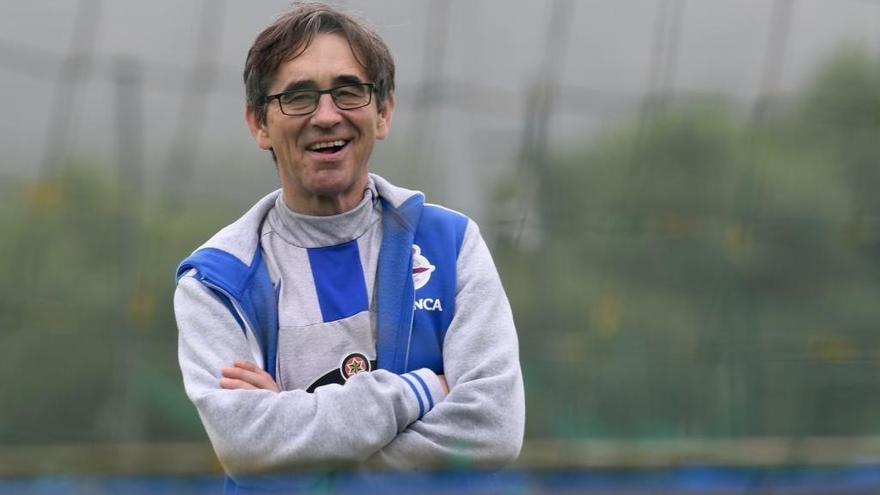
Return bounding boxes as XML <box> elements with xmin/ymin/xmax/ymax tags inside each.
<box><xmin>411</xmin><ymin>244</ymin><xmax>435</xmax><ymax>290</ymax></box>
<box><xmin>340</xmin><ymin>353</ymin><xmax>371</xmax><ymax>380</ymax></box>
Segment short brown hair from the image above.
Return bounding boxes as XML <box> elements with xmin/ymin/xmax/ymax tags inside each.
<box><xmin>244</xmin><ymin>2</ymin><xmax>395</xmax><ymax>124</ymax></box>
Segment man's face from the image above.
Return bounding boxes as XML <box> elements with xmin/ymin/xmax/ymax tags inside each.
<box><xmin>247</xmin><ymin>33</ymin><xmax>393</xmax><ymax>214</ymax></box>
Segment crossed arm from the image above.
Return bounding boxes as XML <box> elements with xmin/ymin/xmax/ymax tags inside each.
<box><xmin>368</xmin><ymin>222</ymin><xmax>525</xmax><ymax>468</ymax></box>
<box><xmin>176</xmin><ymin>275</ymin><xmax>447</xmax><ymax>479</ymax></box>
<box><xmin>221</xmin><ymin>359</ymin><xmax>449</xmax><ymax>396</ymax></box>
<box><xmin>176</xmin><ymin>222</ymin><xmax>523</xmax><ymax>475</ymax></box>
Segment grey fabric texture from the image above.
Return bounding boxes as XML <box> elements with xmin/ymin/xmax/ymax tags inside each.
<box><xmin>174</xmin><ymin>173</ymin><xmax>523</xmax><ymax>477</ymax></box>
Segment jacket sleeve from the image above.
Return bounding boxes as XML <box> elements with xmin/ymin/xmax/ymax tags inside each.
<box><xmin>370</xmin><ymin>220</ymin><xmax>526</xmax><ymax>468</ymax></box>
<box><xmin>175</xmin><ymin>275</ymin><xmax>446</xmax><ymax>480</ymax></box>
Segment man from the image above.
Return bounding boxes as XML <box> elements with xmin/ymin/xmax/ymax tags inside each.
<box><xmin>174</xmin><ymin>2</ymin><xmax>524</xmax><ymax>487</ymax></box>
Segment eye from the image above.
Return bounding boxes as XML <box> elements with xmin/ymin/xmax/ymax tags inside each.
<box><xmin>279</xmin><ymin>92</ymin><xmax>315</xmax><ymax>105</ymax></box>
<box><xmin>335</xmin><ymin>87</ymin><xmax>363</xmax><ymax>98</ymax></box>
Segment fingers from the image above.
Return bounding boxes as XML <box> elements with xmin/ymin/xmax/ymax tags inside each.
<box><xmin>437</xmin><ymin>374</ymin><xmax>449</xmax><ymax>395</ymax></box>
<box><xmin>220</xmin><ymin>360</ymin><xmax>280</xmax><ymax>393</ymax></box>
<box><xmin>233</xmin><ymin>359</ymin><xmax>261</xmax><ymax>372</ymax></box>
<box><xmin>220</xmin><ymin>377</ymin><xmax>258</xmax><ymax>390</ymax></box>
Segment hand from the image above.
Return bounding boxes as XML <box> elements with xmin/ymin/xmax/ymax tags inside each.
<box><xmin>437</xmin><ymin>374</ymin><xmax>449</xmax><ymax>395</ymax></box>
<box><xmin>220</xmin><ymin>360</ymin><xmax>280</xmax><ymax>393</ymax></box>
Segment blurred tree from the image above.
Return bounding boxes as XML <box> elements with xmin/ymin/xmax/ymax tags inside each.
<box><xmin>0</xmin><ymin>161</ymin><xmax>236</xmax><ymax>445</ymax></box>
<box><xmin>0</xmin><ymin>47</ymin><xmax>878</xmax><ymax>449</ymax></box>
<box><xmin>796</xmin><ymin>47</ymin><xmax>880</xmax><ymax>260</ymax></box>
<box><xmin>496</xmin><ymin>49</ymin><xmax>880</xmax><ymax>440</ymax></box>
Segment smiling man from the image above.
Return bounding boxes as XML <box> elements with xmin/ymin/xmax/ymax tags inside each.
<box><xmin>173</xmin><ymin>3</ymin><xmax>524</xmax><ymax>490</ymax></box>
<box><xmin>249</xmin><ymin>32</ymin><xmax>389</xmax><ymax>216</ymax></box>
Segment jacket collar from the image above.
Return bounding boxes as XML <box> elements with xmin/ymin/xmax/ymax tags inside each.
<box><xmin>192</xmin><ymin>173</ymin><xmax>424</xmax><ymax>265</ymax></box>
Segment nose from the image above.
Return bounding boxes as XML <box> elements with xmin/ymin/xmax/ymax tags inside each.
<box><xmin>310</xmin><ymin>93</ymin><xmax>342</xmax><ymax>128</ymax></box>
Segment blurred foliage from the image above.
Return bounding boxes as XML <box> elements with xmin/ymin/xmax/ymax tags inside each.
<box><xmin>496</xmin><ymin>47</ymin><xmax>880</xmax><ymax>439</ymax></box>
<box><xmin>1</xmin><ymin>48</ymin><xmax>879</xmax><ymax>447</ymax></box>
<box><xmin>0</xmin><ymin>163</ymin><xmax>243</xmax><ymax>444</ymax></box>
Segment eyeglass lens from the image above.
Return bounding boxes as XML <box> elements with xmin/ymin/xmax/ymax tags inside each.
<box><xmin>278</xmin><ymin>84</ymin><xmax>372</xmax><ymax>115</ymax></box>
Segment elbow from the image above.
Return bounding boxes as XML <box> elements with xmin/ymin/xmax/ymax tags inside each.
<box><xmin>204</xmin><ymin>414</ymin><xmax>375</xmax><ymax>477</ymax></box>
<box><xmin>194</xmin><ymin>400</ymin><xmax>287</xmax><ymax>479</ymax></box>
<box><xmin>468</xmin><ymin>378</ymin><xmax>525</xmax><ymax>466</ymax></box>
<box><xmin>489</xmin><ymin>389</ymin><xmax>525</xmax><ymax>465</ymax></box>
<box><xmin>499</xmin><ymin>432</ymin><xmax>523</xmax><ymax>464</ymax></box>
<box><xmin>189</xmin><ymin>399</ymin><xmax>264</xmax><ymax>478</ymax></box>
<box><xmin>209</xmin><ymin>434</ymin><xmax>268</xmax><ymax>480</ymax></box>
<box><xmin>471</xmin><ymin>412</ymin><xmax>524</xmax><ymax>467</ymax></box>
<box><xmin>483</xmin><ymin>425</ymin><xmax>523</xmax><ymax>466</ymax></box>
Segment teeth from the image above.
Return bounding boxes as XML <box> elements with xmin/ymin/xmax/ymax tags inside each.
<box><xmin>308</xmin><ymin>140</ymin><xmax>346</xmax><ymax>151</ymax></box>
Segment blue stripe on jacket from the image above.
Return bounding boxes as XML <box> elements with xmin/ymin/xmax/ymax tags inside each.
<box><xmin>307</xmin><ymin>240</ymin><xmax>369</xmax><ymax>322</ymax></box>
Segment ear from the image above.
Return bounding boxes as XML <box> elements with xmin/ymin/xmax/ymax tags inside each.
<box><xmin>245</xmin><ymin>105</ymin><xmax>273</xmax><ymax>150</ymax></box>
<box><xmin>375</xmin><ymin>94</ymin><xmax>395</xmax><ymax>140</ymax></box>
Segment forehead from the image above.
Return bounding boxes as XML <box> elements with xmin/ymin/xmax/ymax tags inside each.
<box><xmin>271</xmin><ymin>33</ymin><xmax>368</xmax><ymax>92</ymax></box>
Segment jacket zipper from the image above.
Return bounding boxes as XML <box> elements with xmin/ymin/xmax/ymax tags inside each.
<box><xmin>403</xmin><ymin>286</ymin><xmax>416</xmax><ymax>371</ymax></box>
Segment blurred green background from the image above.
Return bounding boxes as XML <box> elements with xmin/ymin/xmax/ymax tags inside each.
<box><xmin>1</xmin><ymin>0</ymin><xmax>880</xmax><ymax>480</ymax></box>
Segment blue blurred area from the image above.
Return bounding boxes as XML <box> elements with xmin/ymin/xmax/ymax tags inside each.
<box><xmin>4</xmin><ymin>467</ymin><xmax>880</xmax><ymax>495</ymax></box>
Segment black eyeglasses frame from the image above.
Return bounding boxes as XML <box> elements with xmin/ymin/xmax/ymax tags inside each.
<box><xmin>265</xmin><ymin>82</ymin><xmax>376</xmax><ymax>116</ymax></box>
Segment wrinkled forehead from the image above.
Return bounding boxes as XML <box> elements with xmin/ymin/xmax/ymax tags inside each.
<box><xmin>273</xmin><ymin>32</ymin><xmax>370</xmax><ymax>85</ymax></box>
<box><xmin>270</xmin><ymin>39</ymin><xmax>368</xmax><ymax>95</ymax></box>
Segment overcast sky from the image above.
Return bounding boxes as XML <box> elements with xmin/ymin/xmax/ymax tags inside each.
<box><xmin>1</xmin><ymin>0</ymin><xmax>878</xmax><ymax>217</ymax></box>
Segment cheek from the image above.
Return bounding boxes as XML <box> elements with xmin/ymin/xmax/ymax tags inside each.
<box><xmin>270</xmin><ymin>127</ymin><xmax>303</xmax><ymax>154</ymax></box>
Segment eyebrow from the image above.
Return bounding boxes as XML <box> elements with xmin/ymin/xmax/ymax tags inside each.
<box><xmin>280</xmin><ymin>74</ymin><xmax>366</xmax><ymax>92</ymax></box>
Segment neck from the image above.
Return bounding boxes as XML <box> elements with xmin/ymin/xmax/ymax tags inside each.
<box><xmin>282</xmin><ymin>194</ymin><xmax>352</xmax><ymax>216</ymax></box>
<box><xmin>282</xmin><ymin>182</ymin><xmax>368</xmax><ymax>216</ymax></box>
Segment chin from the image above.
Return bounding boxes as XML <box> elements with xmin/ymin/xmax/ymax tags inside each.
<box><xmin>311</xmin><ymin>168</ymin><xmax>365</xmax><ymax>192</ymax></box>
<box><xmin>308</xmin><ymin>175</ymin><xmax>350</xmax><ymax>194</ymax></box>
<box><xmin>302</xmin><ymin>182</ymin><xmax>359</xmax><ymax>206</ymax></box>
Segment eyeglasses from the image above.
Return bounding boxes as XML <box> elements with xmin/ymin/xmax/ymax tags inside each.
<box><xmin>266</xmin><ymin>82</ymin><xmax>375</xmax><ymax>116</ymax></box>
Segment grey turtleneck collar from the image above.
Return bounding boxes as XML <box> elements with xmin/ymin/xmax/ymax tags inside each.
<box><xmin>266</xmin><ymin>177</ymin><xmax>381</xmax><ymax>248</ymax></box>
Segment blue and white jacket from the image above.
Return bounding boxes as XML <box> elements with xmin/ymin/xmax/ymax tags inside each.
<box><xmin>174</xmin><ymin>174</ymin><xmax>524</xmax><ymax>488</ymax></box>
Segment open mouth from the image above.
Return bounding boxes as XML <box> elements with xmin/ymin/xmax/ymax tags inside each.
<box><xmin>307</xmin><ymin>139</ymin><xmax>349</xmax><ymax>154</ymax></box>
